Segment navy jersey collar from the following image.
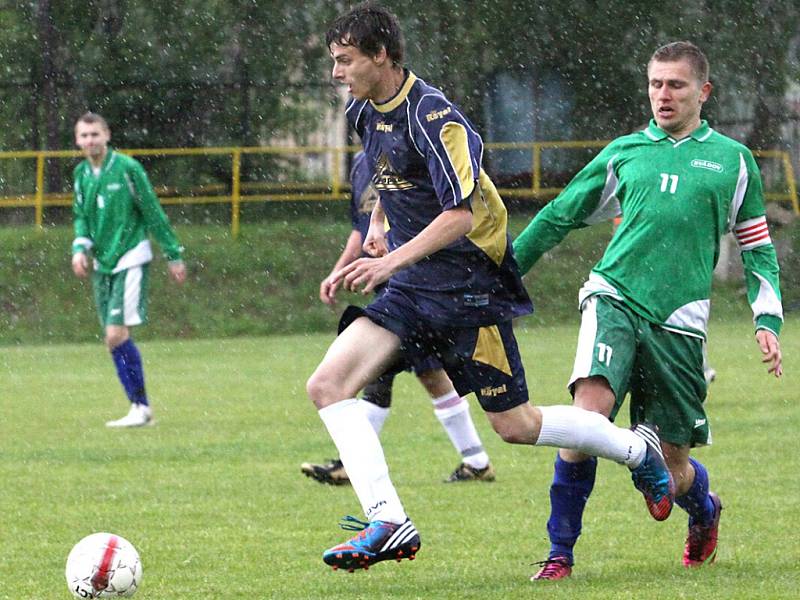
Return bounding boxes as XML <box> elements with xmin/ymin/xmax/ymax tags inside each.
<box><xmin>371</xmin><ymin>70</ymin><xmax>417</xmax><ymax>113</ymax></box>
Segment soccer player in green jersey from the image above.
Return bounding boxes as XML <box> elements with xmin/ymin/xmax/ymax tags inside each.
<box><xmin>514</xmin><ymin>42</ymin><xmax>783</xmax><ymax>580</ymax></box>
<box><xmin>71</xmin><ymin>112</ymin><xmax>186</xmax><ymax>428</ymax></box>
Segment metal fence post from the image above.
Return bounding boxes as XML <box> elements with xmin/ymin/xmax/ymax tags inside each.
<box><xmin>35</xmin><ymin>152</ymin><xmax>45</xmax><ymax>230</ymax></box>
<box><xmin>231</xmin><ymin>149</ymin><xmax>241</xmax><ymax>239</ymax></box>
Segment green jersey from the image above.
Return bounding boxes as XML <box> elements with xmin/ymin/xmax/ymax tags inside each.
<box><xmin>72</xmin><ymin>150</ymin><xmax>183</xmax><ymax>274</ymax></box>
<box><xmin>514</xmin><ymin>120</ymin><xmax>783</xmax><ymax>339</ymax></box>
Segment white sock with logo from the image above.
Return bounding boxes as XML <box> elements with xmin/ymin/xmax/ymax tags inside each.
<box><xmin>319</xmin><ymin>399</ymin><xmax>406</xmax><ymax>523</ymax></box>
<box><xmin>432</xmin><ymin>392</ymin><xmax>489</xmax><ymax>469</ymax></box>
<box><xmin>536</xmin><ymin>405</ymin><xmax>646</xmax><ymax>467</ymax></box>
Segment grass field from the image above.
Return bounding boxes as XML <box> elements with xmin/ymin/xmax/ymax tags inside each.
<box><xmin>2</xmin><ymin>320</ymin><xmax>798</xmax><ymax>599</ymax></box>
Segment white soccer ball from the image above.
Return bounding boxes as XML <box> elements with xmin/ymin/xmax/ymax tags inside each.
<box><xmin>65</xmin><ymin>533</ymin><xmax>143</xmax><ymax>598</ymax></box>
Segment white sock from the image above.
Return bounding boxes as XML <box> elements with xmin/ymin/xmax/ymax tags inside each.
<box><xmin>432</xmin><ymin>392</ymin><xmax>489</xmax><ymax>469</ymax></box>
<box><xmin>358</xmin><ymin>400</ymin><xmax>390</xmax><ymax>436</ymax></box>
<box><xmin>318</xmin><ymin>399</ymin><xmax>406</xmax><ymax>523</ymax></box>
<box><xmin>536</xmin><ymin>405</ymin><xmax>646</xmax><ymax>467</ymax></box>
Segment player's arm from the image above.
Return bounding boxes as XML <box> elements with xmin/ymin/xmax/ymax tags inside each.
<box><xmin>732</xmin><ymin>151</ymin><xmax>784</xmax><ymax>376</ymax></box>
<box><xmin>129</xmin><ymin>163</ymin><xmax>186</xmax><ymax>283</ymax></box>
<box><xmin>513</xmin><ymin>144</ymin><xmax>621</xmax><ymax>275</ymax></box>
<box><xmin>71</xmin><ymin>171</ymin><xmax>92</xmax><ymax>278</ymax></box>
<box><xmin>320</xmin><ymin>229</ymin><xmax>364</xmax><ymax>305</ymax></box>
<box><xmin>335</xmin><ymin>204</ymin><xmax>472</xmax><ymax>294</ymax></box>
<box><xmin>363</xmin><ymin>198</ymin><xmax>388</xmax><ymax>258</ymax></box>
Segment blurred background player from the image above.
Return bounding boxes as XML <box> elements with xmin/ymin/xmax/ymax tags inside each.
<box><xmin>71</xmin><ymin>112</ymin><xmax>186</xmax><ymax>428</ymax></box>
<box><xmin>513</xmin><ymin>41</ymin><xmax>782</xmax><ymax>580</ymax></box>
<box><xmin>302</xmin><ymin>151</ymin><xmax>495</xmax><ymax>484</ymax></box>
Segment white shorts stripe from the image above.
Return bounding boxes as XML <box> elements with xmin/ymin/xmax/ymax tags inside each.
<box><xmin>123</xmin><ymin>267</ymin><xmax>144</xmax><ymax>326</ymax></box>
<box><xmin>569</xmin><ymin>297</ymin><xmax>599</xmax><ymax>388</ymax></box>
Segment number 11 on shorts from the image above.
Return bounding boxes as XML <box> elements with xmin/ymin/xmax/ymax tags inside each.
<box><xmin>597</xmin><ymin>342</ymin><xmax>613</xmax><ymax>366</ymax></box>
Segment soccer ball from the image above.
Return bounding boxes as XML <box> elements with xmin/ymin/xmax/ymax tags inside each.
<box><xmin>65</xmin><ymin>533</ymin><xmax>143</xmax><ymax>598</ymax></box>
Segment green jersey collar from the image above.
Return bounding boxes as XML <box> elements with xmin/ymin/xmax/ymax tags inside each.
<box><xmin>644</xmin><ymin>119</ymin><xmax>713</xmax><ymax>143</ymax></box>
<box><xmin>85</xmin><ymin>148</ymin><xmax>116</xmax><ymax>175</ymax></box>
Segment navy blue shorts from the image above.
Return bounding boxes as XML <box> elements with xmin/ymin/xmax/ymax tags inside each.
<box><xmin>352</xmin><ymin>289</ymin><xmax>529</xmax><ymax>413</ymax></box>
<box><xmin>338</xmin><ymin>305</ymin><xmax>441</xmax><ymax>375</ymax></box>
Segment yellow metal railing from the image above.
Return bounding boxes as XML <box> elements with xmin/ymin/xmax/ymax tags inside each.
<box><xmin>1</xmin><ymin>142</ymin><xmax>797</xmax><ymax>238</ymax></box>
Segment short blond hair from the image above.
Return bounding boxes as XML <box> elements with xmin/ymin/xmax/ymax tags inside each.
<box><xmin>75</xmin><ymin>112</ymin><xmax>109</xmax><ymax>131</ymax></box>
<box><xmin>649</xmin><ymin>41</ymin><xmax>709</xmax><ymax>83</ymax></box>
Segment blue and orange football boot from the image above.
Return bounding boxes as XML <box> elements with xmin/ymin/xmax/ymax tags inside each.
<box><xmin>630</xmin><ymin>423</ymin><xmax>676</xmax><ymax>521</ymax></box>
<box><xmin>322</xmin><ymin>516</ymin><xmax>421</xmax><ymax>572</ymax></box>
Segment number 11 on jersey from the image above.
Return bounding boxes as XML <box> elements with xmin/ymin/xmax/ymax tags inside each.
<box><xmin>659</xmin><ymin>173</ymin><xmax>679</xmax><ymax>194</ymax></box>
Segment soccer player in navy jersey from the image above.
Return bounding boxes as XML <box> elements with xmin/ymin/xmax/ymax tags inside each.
<box><xmin>302</xmin><ymin>151</ymin><xmax>496</xmax><ymax>484</ymax></box>
<box><xmin>307</xmin><ymin>3</ymin><xmax>675</xmax><ymax>574</ymax></box>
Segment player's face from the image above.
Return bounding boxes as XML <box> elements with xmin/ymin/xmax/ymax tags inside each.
<box><xmin>74</xmin><ymin>121</ymin><xmax>110</xmax><ymax>161</ymax></box>
<box><xmin>330</xmin><ymin>41</ymin><xmax>384</xmax><ymax>101</ymax></box>
<box><xmin>648</xmin><ymin>59</ymin><xmax>711</xmax><ymax>139</ymax></box>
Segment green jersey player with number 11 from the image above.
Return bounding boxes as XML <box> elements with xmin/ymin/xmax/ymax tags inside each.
<box><xmin>514</xmin><ymin>42</ymin><xmax>783</xmax><ymax>580</ymax></box>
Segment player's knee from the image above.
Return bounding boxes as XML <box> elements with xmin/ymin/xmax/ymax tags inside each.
<box><xmin>104</xmin><ymin>329</ymin><xmax>128</xmax><ymax>351</ymax></box>
<box><xmin>488</xmin><ymin>414</ymin><xmax>530</xmax><ymax>444</ymax></box>
<box><xmin>306</xmin><ymin>371</ymin><xmax>338</xmax><ymax>409</ymax></box>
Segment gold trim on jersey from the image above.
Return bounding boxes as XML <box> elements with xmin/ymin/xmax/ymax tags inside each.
<box><xmin>472</xmin><ymin>325</ymin><xmax>512</xmax><ymax>376</ymax></box>
<box><xmin>372</xmin><ymin>72</ymin><xmax>418</xmax><ymax>113</ymax></box>
<box><xmin>440</xmin><ymin>121</ymin><xmax>476</xmax><ymax>200</ymax></box>
<box><xmin>466</xmin><ymin>169</ymin><xmax>508</xmax><ymax>266</ymax></box>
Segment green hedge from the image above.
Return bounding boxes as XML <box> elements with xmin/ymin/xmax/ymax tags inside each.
<box><xmin>0</xmin><ymin>210</ymin><xmax>759</xmax><ymax>346</ymax></box>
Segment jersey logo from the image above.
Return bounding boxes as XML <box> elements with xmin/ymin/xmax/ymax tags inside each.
<box><xmin>372</xmin><ymin>154</ymin><xmax>414</xmax><ymax>191</ymax></box>
<box><xmin>106</xmin><ymin>183</ymin><xmax>122</xmax><ymax>191</ymax></box>
<box><xmin>690</xmin><ymin>159</ymin><xmax>723</xmax><ymax>173</ymax></box>
<box><xmin>376</xmin><ymin>121</ymin><xmax>393</xmax><ymax>133</ymax></box>
<box><xmin>425</xmin><ymin>106</ymin><xmax>452</xmax><ymax>122</ymax></box>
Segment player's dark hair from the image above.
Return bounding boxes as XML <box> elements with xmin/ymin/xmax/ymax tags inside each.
<box><xmin>649</xmin><ymin>41</ymin><xmax>709</xmax><ymax>83</ymax></box>
<box><xmin>325</xmin><ymin>2</ymin><xmax>404</xmax><ymax>66</ymax></box>
<box><xmin>76</xmin><ymin>112</ymin><xmax>110</xmax><ymax>131</ymax></box>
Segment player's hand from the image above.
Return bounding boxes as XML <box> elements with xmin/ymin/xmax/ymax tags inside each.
<box><xmin>71</xmin><ymin>252</ymin><xmax>89</xmax><ymax>278</ymax></box>
<box><xmin>756</xmin><ymin>329</ymin><xmax>782</xmax><ymax>377</ymax></box>
<box><xmin>363</xmin><ymin>225</ymin><xmax>388</xmax><ymax>257</ymax></box>
<box><xmin>319</xmin><ymin>275</ymin><xmax>340</xmax><ymax>306</ymax></box>
<box><xmin>331</xmin><ymin>256</ymin><xmax>393</xmax><ymax>295</ymax></box>
<box><xmin>168</xmin><ymin>261</ymin><xmax>187</xmax><ymax>284</ymax></box>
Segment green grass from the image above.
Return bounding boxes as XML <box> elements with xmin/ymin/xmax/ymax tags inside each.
<box><xmin>2</xmin><ymin>321</ymin><xmax>798</xmax><ymax>599</ymax></box>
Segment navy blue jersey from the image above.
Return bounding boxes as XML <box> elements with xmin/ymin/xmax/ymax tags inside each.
<box><xmin>349</xmin><ymin>151</ymin><xmax>378</xmax><ymax>245</ymax></box>
<box><xmin>345</xmin><ymin>71</ymin><xmax>532</xmax><ymax>327</ymax></box>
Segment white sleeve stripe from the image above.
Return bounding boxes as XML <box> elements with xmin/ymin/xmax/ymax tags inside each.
<box><xmin>752</xmin><ymin>272</ymin><xmax>784</xmax><ymax>320</ymax></box>
<box><xmin>726</xmin><ymin>153</ymin><xmax>748</xmax><ymax>232</ymax></box>
<box><xmin>415</xmin><ymin>93</ymin><xmax>458</xmax><ymax>205</ymax></box>
<box><xmin>582</xmin><ymin>154</ymin><xmax>621</xmax><ymax>225</ymax></box>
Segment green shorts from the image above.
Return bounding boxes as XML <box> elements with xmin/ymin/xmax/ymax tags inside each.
<box><xmin>92</xmin><ymin>265</ymin><xmax>150</xmax><ymax>328</ymax></box>
<box><xmin>569</xmin><ymin>295</ymin><xmax>709</xmax><ymax>446</ymax></box>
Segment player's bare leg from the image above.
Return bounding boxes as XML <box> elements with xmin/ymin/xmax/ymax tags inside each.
<box><xmin>308</xmin><ymin>317</ymin><xmax>421</xmax><ymax>570</ymax></box>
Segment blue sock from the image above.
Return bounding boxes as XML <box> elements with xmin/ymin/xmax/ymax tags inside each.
<box><xmin>546</xmin><ymin>454</ymin><xmax>597</xmax><ymax>565</ymax></box>
<box><xmin>111</xmin><ymin>339</ymin><xmax>148</xmax><ymax>406</ymax></box>
<box><xmin>676</xmin><ymin>457</ymin><xmax>715</xmax><ymax>526</ymax></box>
